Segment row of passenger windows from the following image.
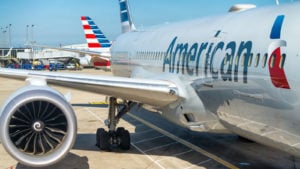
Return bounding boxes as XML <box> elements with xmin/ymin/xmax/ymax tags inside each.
<box><xmin>134</xmin><ymin>51</ymin><xmax>286</xmax><ymax>69</ymax></box>
<box><xmin>227</xmin><ymin>53</ymin><xmax>286</xmax><ymax>69</ymax></box>
<box><xmin>135</xmin><ymin>51</ymin><xmax>165</xmax><ymax>61</ymax></box>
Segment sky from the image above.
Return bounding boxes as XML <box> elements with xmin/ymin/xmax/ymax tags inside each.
<box><xmin>0</xmin><ymin>0</ymin><xmax>295</xmax><ymax>48</ymax></box>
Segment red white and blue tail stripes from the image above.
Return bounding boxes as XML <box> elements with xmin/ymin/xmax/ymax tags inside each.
<box><xmin>81</xmin><ymin>16</ymin><xmax>111</xmax><ymax>48</ymax></box>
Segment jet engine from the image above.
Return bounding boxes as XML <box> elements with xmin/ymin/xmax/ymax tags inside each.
<box><xmin>0</xmin><ymin>82</ymin><xmax>77</xmax><ymax>167</ymax></box>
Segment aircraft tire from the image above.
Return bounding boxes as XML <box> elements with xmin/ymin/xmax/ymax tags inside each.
<box><xmin>116</xmin><ymin>127</ymin><xmax>125</xmax><ymax>135</ymax></box>
<box><xmin>119</xmin><ymin>129</ymin><xmax>131</xmax><ymax>150</ymax></box>
<box><xmin>96</xmin><ymin>128</ymin><xmax>103</xmax><ymax>147</ymax></box>
<box><xmin>97</xmin><ymin>128</ymin><xmax>110</xmax><ymax>150</ymax></box>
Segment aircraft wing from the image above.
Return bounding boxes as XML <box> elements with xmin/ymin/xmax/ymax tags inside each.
<box><xmin>33</xmin><ymin>45</ymin><xmax>111</xmax><ymax>58</ymax></box>
<box><xmin>0</xmin><ymin>68</ymin><xmax>180</xmax><ymax>107</ymax></box>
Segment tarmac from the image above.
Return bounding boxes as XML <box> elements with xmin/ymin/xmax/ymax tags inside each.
<box><xmin>0</xmin><ymin>68</ymin><xmax>300</xmax><ymax>169</ymax></box>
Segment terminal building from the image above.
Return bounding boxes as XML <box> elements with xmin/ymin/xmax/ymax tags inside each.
<box><xmin>0</xmin><ymin>44</ymin><xmax>95</xmax><ymax>68</ymax></box>
<box><xmin>0</xmin><ymin>48</ymin><xmax>28</xmax><ymax>67</ymax></box>
<box><xmin>16</xmin><ymin>44</ymin><xmax>91</xmax><ymax>67</ymax></box>
<box><xmin>0</xmin><ymin>48</ymin><xmax>27</xmax><ymax>58</ymax></box>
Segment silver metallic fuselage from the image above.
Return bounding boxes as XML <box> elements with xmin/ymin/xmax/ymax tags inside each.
<box><xmin>111</xmin><ymin>3</ymin><xmax>300</xmax><ymax>156</ymax></box>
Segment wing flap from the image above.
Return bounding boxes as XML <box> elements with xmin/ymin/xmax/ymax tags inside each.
<box><xmin>0</xmin><ymin>68</ymin><xmax>180</xmax><ymax>107</ymax></box>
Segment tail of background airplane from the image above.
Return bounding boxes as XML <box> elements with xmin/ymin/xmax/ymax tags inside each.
<box><xmin>81</xmin><ymin>16</ymin><xmax>112</xmax><ymax>70</ymax></box>
<box><xmin>119</xmin><ymin>0</ymin><xmax>136</xmax><ymax>33</ymax></box>
<box><xmin>81</xmin><ymin>16</ymin><xmax>111</xmax><ymax>48</ymax></box>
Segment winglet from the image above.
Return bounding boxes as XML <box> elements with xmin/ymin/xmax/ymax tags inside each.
<box><xmin>81</xmin><ymin>16</ymin><xmax>111</xmax><ymax>48</ymax></box>
<box><xmin>119</xmin><ymin>0</ymin><xmax>136</xmax><ymax>33</ymax></box>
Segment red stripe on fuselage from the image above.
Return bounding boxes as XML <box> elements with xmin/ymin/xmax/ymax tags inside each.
<box><xmin>268</xmin><ymin>48</ymin><xmax>290</xmax><ymax>89</ymax></box>
<box><xmin>94</xmin><ymin>60</ymin><xmax>111</xmax><ymax>67</ymax></box>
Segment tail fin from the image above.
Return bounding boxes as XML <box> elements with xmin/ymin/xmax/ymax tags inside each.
<box><xmin>81</xmin><ymin>16</ymin><xmax>111</xmax><ymax>48</ymax></box>
<box><xmin>119</xmin><ymin>0</ymin><xmax>136</xmax><ymax>33</ymax></box>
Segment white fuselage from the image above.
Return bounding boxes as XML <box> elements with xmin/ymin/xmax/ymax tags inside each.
<box><xmin>111</xmin><ymin>3</ymin><xmax>300</xmax><ymax>156</ymax></box>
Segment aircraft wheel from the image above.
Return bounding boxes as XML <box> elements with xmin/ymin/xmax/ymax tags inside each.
<box><xmin>96</xmin><ymin>128</ymin><xmax>103</xmax><ymax>147</ymax></box>
<box><xmin>116</xmin><ymin>127</ymin><xmax>125</xmax><ymax>135</ymax></box>
<box><xmin>118</xmin><ymin>129</ymin><xmax>131</xmax><ymax>150</ymax></box>
<box><xmin>96</xmin><ymin>128</ymin><xmax>110</xmax><ymax>150</ymax></box>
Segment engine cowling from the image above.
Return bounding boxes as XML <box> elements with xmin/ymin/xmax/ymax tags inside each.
<box><xmin>0</xmin><ymin>83</ymin><xmax>77</xmax><ymax>167</ymax></box>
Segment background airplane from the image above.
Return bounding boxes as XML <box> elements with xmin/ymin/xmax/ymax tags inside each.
<box><xmin>0</xmin><ymin>0</ymin><xmax>300</xmax><ymax>167</ymax></box>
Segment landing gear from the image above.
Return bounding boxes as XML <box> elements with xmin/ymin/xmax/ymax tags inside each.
<box><xmin>96</xmin><ymin>97</ymin><xmax>133</xmax><ymax>151</ymax></box>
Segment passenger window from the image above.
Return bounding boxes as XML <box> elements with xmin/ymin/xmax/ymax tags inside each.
<box><xmin>162</xmin><ymin>52</ymin><xmax>166</xmax><ymax>60</ymax></box>
<box><xmin>229</xmin><ymin>55</ymin><xmax>233</xmax><ymax>66</ymax></box>
<box><xmin>158</xmin><ymin>52</ymin><xmax>161</xmax><ymax>60</ymax></box>
<box><xmin>262</xmin><ymin>54</ymin><xmax>268</xmax><ymax>68</ymax></box>
<box><xmin>152</xmin><ymin>52</ymin><xmax>155</xmax><ymax>60</ymax></box>
<box><xmin>148</xmin><ymin>52</ymin><xmax>150</xmax><ymax>60</ymax></box>
<box><xmin>254</xmin><ymin>54</ymin><xmax>260</xmax><ymax>67</ymax></box>
<box><xmin>270</xmin><ymin>54</ymin><xmax>276</xmax><ymax>68</ymax></box>
<box><xmin>159</xmin><ymin>52</ymin><xmax>162</xmax><ymax>60</ymax></box>
<box><xmin>280</xmin><ymin>54</ymin><xmax>286</xmax><ymax>69</ymax></box>
<box><xmin>248</xmin><ymin>53</ymin><xmax>253</xmax><ymax>66</ymax></box>
<box><xmin>142</xmin><ymin>51</ymin><xmax>145</xmax><ymax>60</ymax></box>
<box><xmin>235</xmin><ymin>55</ymin><xmax>239</xmax><ymax>66</ymax></box>
<box><xmin>223</xmin><ymin>55</ymin><xmax>228</xmax><ymax>65</ymax></box>
<box><xmin>240</xmin><ymin>54</ymin><xmax>245</xmax><ymax>67</ymax></box>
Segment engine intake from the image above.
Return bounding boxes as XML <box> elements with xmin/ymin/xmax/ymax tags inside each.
<box><xmin>0</xmin><ymin>85</ymin><xmax>77</xmax><ymax>167</ymax></box>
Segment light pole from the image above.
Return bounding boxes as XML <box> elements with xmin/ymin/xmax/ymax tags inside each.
<box><xmin>26</xmin><ymin>25</ymin><xmax>29</xmax><ymax>46</ymax></box>
<box><xmin>5</xmin><ymin>26</ymin><xmax>8</xmax><ymax>47</ymax></box>
<box><xmin>31</xmin><ymin>24</ymin><xmax>35</xmax><ymax>45</ymax></box>
<box><xmin>0</xmin><ymin>27</ymin><xmax>3</xmax><ymax>47</ymax></box>
<box><xmin>8</xmin><ymin>24</ymin><xmax>11</xmax><ymax>47</ymax></box>
<box><xmin>31</xmin><ymin>24</ymin><xmax>35</xmax><ymax>62</ymax></box>
<box><xmin>3</xmin><ymin>28</ymin><xmax>7</xmax><ymax>48</ymax></box>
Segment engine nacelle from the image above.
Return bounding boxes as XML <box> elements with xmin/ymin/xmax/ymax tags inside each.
<box><xmin>0</xmin><ymin>83</ymin><xmax>77</xmax><ymax>167</ymax></box>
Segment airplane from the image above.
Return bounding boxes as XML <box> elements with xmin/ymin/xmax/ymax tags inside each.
<box><xmin>0</xmin><ymin>0</ymin><xmax>300</xmax><ymax>167</ymax></box>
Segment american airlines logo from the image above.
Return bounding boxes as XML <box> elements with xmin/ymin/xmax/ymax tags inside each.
<box><xmin>268</xmin><ymin>15</ymin><xmax>290</xmax><ymax>89</ymax></box>
<box><xmin>163</xmin><ymin>15</ymin><xmax>290</xmax><ymax>89</ymax></box>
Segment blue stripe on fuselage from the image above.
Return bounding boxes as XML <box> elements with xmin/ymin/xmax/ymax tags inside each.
<box><xmin>270</xmin><ymin>15</ymin><xmax>285</xmax><ymax>39</ymax></box>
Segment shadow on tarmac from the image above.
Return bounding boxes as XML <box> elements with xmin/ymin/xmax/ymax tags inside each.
<box><xmin>15</xmin><ymin>153</ymin><xmax>89</xmax><ymax>169</ymax></box>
